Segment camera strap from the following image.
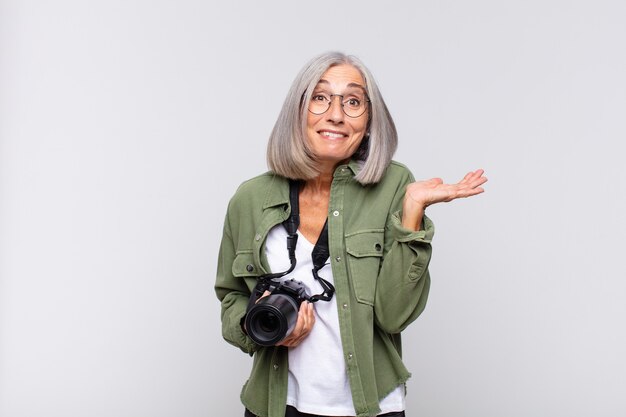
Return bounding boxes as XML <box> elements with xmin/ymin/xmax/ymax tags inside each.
<box><xmin>251</xmin><ymin>180</ymin><xmax>335</xmax><ymax>303</ymax></box>
<box><xmin>284</xmin><ymin>180</ymin><xmax>335</xmax><ymax>302</ymax></box>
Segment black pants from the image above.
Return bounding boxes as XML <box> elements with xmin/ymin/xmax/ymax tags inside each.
<box><xmin>245</xmin><ymin>405</ymin><xmax>406</xmax><ymax>417</ymax></box>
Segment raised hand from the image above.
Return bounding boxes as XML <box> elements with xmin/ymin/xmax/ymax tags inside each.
<box><xmin>402</xmin><ymin>169</ymin><xmax>488</xmax><ymax>231</ymax></box>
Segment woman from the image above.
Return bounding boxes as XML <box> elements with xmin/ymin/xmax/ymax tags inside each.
<box><xmin>215</xmin><ymin>52</ymin><xmax>487</xmax><ymax>417</ymax></box>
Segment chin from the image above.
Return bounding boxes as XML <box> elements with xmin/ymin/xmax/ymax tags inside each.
<box><xmin>315</xmin><ymin>153</ymin><xmax>352</xmax><ymax>165</ymax></box>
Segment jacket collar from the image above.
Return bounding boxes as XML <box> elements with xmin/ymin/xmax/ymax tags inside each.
<box><xmin>262</xmin><ymin>174</ymin><xmax>289</xmax><ymax>209</ymax></box>
<box><xmin>347</xmin><ymin>159</ymin><xmax>362</xmax><ymax>176</ymax></box>
<box><xmin>261</xmin><ymin>159</ymin><xmax>362</xmax><ymax>210</ymax></box>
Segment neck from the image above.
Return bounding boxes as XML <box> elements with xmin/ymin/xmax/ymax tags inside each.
<box><xmin>303</xmin><ymin>157</ymin><xmax>352</xmax><ymax>193</ymax></box>
<box><xmin>304</xmin><ymin>171</ymin><xmax>333</xmax><ymax>194</ymax></box>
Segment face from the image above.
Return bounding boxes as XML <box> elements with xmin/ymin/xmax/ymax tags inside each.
<box><xmin>306</xmin><ymin>64</ymin><xmax>369</xmax><ymax>169</ymax></box>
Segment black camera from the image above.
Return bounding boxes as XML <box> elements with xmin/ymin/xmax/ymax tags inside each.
<box><xmin>245</xmin><ymin>278</ymin><xmax>310</xmax><ymax>346</ymax></box>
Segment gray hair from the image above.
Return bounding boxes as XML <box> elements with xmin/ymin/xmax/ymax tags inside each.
<box><xmin>266</xmin><ymin>52</ymin><xmax>398</xmax><ymax>185</ymax></box>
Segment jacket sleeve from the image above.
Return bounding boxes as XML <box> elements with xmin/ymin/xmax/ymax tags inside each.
<box><xmin>214</xmin><ymin>205</ymin><xmax>260</xmax><ymax>355</ymax></box>
<box><xmin>373</xmin><ymin>171</ymin><xmax>434</xmax><ymax>334</ymax></box>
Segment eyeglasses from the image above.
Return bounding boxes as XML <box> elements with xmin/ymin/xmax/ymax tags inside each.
<box><xmin>308</xmin><ymin>91</ymin><xmax>370</xmax><ymax>118</ymax></box>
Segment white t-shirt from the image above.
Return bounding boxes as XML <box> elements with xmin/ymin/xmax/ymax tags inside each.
<box><xmin>265</xmin><ymin>225</ymin><xmax>405</xmax><ymax>416</ymax></box>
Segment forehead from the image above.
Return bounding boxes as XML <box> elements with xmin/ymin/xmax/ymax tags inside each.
<box><xmin>316</xmin><ymin>64</ymin><xmax>366</xmax><ymax>91</ymax></box>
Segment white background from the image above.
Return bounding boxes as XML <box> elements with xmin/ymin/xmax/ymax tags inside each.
<box><xmin>1</xmin><ymin>1</ymin><xmax>625</xmax><ymax>416</ymax></box>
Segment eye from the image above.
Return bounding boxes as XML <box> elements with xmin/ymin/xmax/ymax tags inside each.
<box><xmin>311</xmin><ymin>93</ymin><xmax>329</xmax><ymax>102</ymax></box>
<box><xmin>345</xmin><ymin>97</ymin><xmax>362</xmax><ymax>107</ymax></box>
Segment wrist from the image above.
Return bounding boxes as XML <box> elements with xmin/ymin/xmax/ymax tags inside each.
<box><xmin>401</xmin><ymin>198</ymin><xmax>425</xmax><ymax>231</ymax></box>
<box><xmin>404</xmin><ymin>194</ymin><xmax>427</xmax><ymax>211</ymax></box>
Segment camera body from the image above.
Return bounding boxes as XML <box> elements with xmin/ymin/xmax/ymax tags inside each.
<box><xmin>245</xmin><ymin>278</ymin><xmax>310</xmax><ymax>346</ymax></box>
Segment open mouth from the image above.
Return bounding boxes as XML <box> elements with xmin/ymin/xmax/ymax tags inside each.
<box><xmin>318</xmin><ymin>130</ymin><xmax>348</xmax><ymax>139</ymax></box>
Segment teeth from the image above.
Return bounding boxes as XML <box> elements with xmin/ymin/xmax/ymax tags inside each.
<box><xmin>321</xmin><ymin>131</ymin><xmax>345</xmax><ymax>138</ymax></box>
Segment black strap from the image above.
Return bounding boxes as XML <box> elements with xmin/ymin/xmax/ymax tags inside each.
<box><xmin>283</xmin><ymin>180</ymin><xmax>335</xmax><ymax>302</ymax></box>
<box><xmin>309</xmin><ymin>218</ymin><xmax>333</xmax><ymax>301</ymax></box>
<box><xmin>311</xmin><ymin>218</ymin><xmax>329</xmax><ymax>269</ymax></box>
<box><xmin>254</xmin><ymin>182</ymin><xmax>300</xmax><ymax>282</ymax></box>
<box><xmin>283</xmin><ymin>180</ymin><xmax>300</xmax><ymax>235</ymax></box>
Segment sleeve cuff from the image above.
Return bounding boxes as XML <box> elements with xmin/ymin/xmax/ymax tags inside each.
<box><xmin>390</xmin><ymin>211</ymin><xmax>435</xmax><ymax>243</ymax></box>
<box><xmin>232</xmin><ymin>314</ymin><xmax>260</xmax><ymax>355</ymax></box>
<box><xmin>223</xmin><ymin>300</ymin><xmax>260</xmax><ymax>356</ymax></box>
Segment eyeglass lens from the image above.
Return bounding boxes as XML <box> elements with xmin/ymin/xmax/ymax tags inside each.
<box><xmin>308</xmin><ymin>92</ymin><xmax>368</xmax><ymax>118</ymax></box>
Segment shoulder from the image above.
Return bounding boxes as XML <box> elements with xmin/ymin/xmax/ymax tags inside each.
<box><xmin>386</xmin><ymin>160</ymin><xmax>413</xmax><ymax>176</ymax></box>
<box><xmin>227</xmin><ymin>171</ymin><xmax>287</xmax><ymax>215</ymax></box>
<box><xmin>379</xmin><ymin>160</ymin><xmax>415</xmax><ymax>185</ymax></box>
<box><xmin>232</xmin><ymin>171</ymin><xmax>276</xmax><ymax>197</ymax></box>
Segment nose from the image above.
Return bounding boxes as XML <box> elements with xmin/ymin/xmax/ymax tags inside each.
<box><xmin>326</xmin><ymin>96</ymin><xmax>345</xmax><ymax>123</ymax></box>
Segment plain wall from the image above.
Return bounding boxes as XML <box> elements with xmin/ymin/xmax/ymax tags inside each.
<box><xmin>1</xmin><ymin>1</ymin><xmax>625</xmax><ymax>416</ymax></box>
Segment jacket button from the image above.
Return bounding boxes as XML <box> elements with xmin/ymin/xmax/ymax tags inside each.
<box><xmin>273</xmin><ymin>364</ymin><xmax>279</xmax><ymax>370</ymax></box>
<box><xmin>375</xmin><ymin>243</ymin><xmax>382</xmax><ymax>251</ymax></box>
<box><xmin>348</xmin><ymin>353</ymin><xmax>353</xmax><ymax>360</ymax></box>
<box><xmin>254</xmin><ymin>234</ymin><xmax>262</xmax><ymax>241</ymax></box>
<box><xmin>332</xmin><ymin>210</ymin><xmax>339</xmax><ymax>217</ymax></box>
<box><xmin>342</xmin><ymin>303</ymin><xmax>348</xmax><ymax>310</ymax></box>
<box><xmin>335</xmin><ymin>256</ymin><xmax>341</xmax><ymax>262</ymax></box>
<box><xmin>246</xmin><ymin>264</ymin><xmax>254</xmax><ymax>272</ymax></box>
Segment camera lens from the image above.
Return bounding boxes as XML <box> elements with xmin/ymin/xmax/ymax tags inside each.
<box><xmin>245</xmin><ymin>294</ymin><xmax>299</xmax><ymax>346</ymax></box>
<box><xmin>258</xmin><ymin>312</ymin><xmax>279</xmax><ymax>333</ymax></box>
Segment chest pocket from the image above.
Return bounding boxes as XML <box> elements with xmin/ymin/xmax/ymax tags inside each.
<box><xmin>232</xmin><ymin>250</ymin><xmax>260</xmax><ymax>278</ymax></box>
<box><xmin>345</xmin><ymin>229</ymin><xmax>384</xmax><ymax>306</ymax></box>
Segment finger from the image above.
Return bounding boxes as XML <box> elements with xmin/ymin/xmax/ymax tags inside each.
<box><xmin>298</xmin><ymin>304</ymin><xmax>309</xmax><ymax>336</ymax></box>
<box><xmin>469</xmin><ymin>176</ymin><xmax>488</xmax><ymax>188</ymax></box>
<box><xmin>277</xmin><ymin>322</ymin><xmax>304</xmax><ymax>347</ymax></box>
<box><xmin>255</xmin><ymin>290</ymin><xmax>272</xmax><ymax>304</ymax></box>
<box><xmin>277</xmin><ymin>337</ymin><xmax>297</xmax><ymax>347</ymax></box>
<box><xmin>419</xmin><ymin>177</ymin><xmax>442</xmax><ymax>186</ymax></box>
<box><xmin>299</xmin><ymin>302</ymin><xmax>314</xmax><ymax>331</ymax></box>
<box><xmin>459</xmin><ymin>171</ymin><xmax>475</xmax><ymax>184</ymax></box>
<box><xmin>464</xmin><ymin>169</ymin><xmax>486</xmax><ymax>182</ymax></box>
<box><xmin>466</xmin><ymin>186</ymin><xmax>485</xmax><ymax>196</ymax></box>
<box><xmin>301</xmin><ymin>302</ymin><xmax>314</xmax><ymax>334</ymax></box>
<box><xmin>290</xmin><ymin>303</ymin><xmax>307</xmax><ymax>336</ymax></box>
<box><xmin>444</xmin><ymin>182</ymin><xmax>476</xmax><ymax>198</ymax></box>
<box><xmin>463</xmin><ymin>167</ymin><xmax>481</xmax><ymax>180</ymax></box>
<box><xmin>289</xmin><ymin>301</ymin><xmax>315</xmax><ymax>346</ymax></box>
<box><xmin>275</xmin><ymin>304</ymin><xmax>312</xmax><ymax>347</ymax></box>
<box><xmin>308</xmin><ymin>302</ymin><xmax>316</xmax><ymax>325</ymax></box>
<box><xmin>457</xmin><ymin>186</ymin><xmax>486</xmax><ymax>198</ymax></box>
<box><xmin>458</xmin><ymin>172</ymin><xmax>487</xmax><ymax>190</ymax></box>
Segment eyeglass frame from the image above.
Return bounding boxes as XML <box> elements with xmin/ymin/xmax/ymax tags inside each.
<box><xmin>306</xmin><ymin>92</ymin><xmax>371</xmax><ymax>118</ymax></box>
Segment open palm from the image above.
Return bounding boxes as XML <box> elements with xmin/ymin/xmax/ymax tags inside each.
<box><xmin>405</xmin><ymin>169</ymin><xmax>488</xmax><ymax>208</ymax></box>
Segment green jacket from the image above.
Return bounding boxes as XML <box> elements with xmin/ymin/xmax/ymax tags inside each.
<box><xmin>215</xmin><ymin>160</ymin><xmax>434</xmax><ymax>417</ymax></box>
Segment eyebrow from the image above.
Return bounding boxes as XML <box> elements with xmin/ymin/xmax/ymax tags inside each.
<box><xmin>316</xmin><ymin>79</ymin><xmax>366</xmax><ymax>91</ymax></box>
